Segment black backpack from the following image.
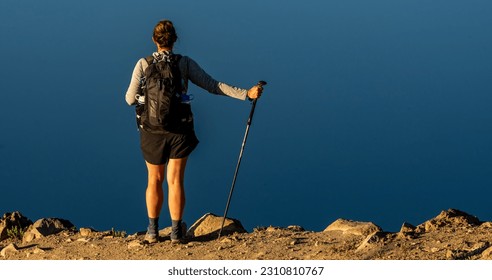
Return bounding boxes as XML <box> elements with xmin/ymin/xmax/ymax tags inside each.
<box><xmin>136</xmin><ymin>54</ymin><xmax>193</xmax><ymax>134</ymax></box>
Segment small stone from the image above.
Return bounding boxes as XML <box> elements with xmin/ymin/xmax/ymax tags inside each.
<box><xmin>290</xmin><ymin>239</ymin><xmax>300</xmax><ymax>245</ymax></box>
<box><xmin>76</xmin><ymin>238</ymin><xmax>89</xmax><ymax>243</ymax></box>
<box><xmin>287</xmin><ymin>225</ymin><xmax>305</xmax><ymax>232</ymax></box>
<box><xmin>266</xmin><ymin>226</ymin><xmax>279</xmax><ymax>232</ymax></box>
<box><xmin>356</xmin><ymin>232</ymin><xmax>387</xmax><ymax>251</ymax></box>
<box><xmin>446</xmin><ymin>250</ymin><xmax>455</xmax><ymax>259</ymax></box>
<box><xmin>79</xmin><ymin>227</ymin><xmax>96</xmax><ymax>237</ymax></box>
<box><xmin>128</xmin><ymin>240</ymin><xmax>144</xmax><ymax>249</ymax></box>
<box><xmin>255</xmin><ymin>251</ymin><xmax>266</xmax><ymax>259</ymax></box>
<box><xmin>253</xmin><ymin>227</ymin><xmax>267</xmax><ymax>232</ymax></box>
<box><xmin>33</xmin><ymin>247</ymin><xmax>46</xmax><ymax>254</ymax></box>
<box><xmin>221</xmin><ymin>237</ymin><xmax>233</xmax><ymax>243</ymax></box>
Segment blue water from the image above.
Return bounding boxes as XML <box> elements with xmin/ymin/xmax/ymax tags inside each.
<box><xmin>1</xmin><ymin>0</ymin><xmax>491</xmax><ymax>234</ymax></box>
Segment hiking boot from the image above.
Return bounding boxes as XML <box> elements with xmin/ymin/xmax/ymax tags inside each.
<box><xmin>170</xmin><ymin>222</ymin><xmax>187</xmax><ymax>244</ymax></box>
<box><xmin>144</xmin><ymin>227</ymin><xmax>158</xmax><ymax>244</ymax></box>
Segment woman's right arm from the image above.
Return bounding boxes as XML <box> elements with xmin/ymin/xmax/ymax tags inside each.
<box><xmin>125</xmin><ymin>58</ymin><xmax>146</xmax><ymax>105</ymax></box>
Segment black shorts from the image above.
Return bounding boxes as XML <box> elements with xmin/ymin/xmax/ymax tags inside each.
<box><xmin>140</xmin><ymin>129</ymin><xmax>199</xmax><ymax>165</ymax></box>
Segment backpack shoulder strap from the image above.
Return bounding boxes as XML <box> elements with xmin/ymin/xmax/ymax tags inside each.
<box><xmin>144</xmin><ymin>55</ymin><xmax>154</xmax><ymax>66</ymax></box>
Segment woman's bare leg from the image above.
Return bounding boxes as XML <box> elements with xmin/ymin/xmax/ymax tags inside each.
<box><xmin>166</xmin><ymin>157</ymin><xmax>187</xmax><ymax>221</ymax></box>
<box><xmin>145</xmin><ymin>161</ymin><xmax>165</xmax><ymax>219</ymax></box>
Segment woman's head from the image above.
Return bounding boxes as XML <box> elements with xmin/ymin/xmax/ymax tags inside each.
<box><xmin>152</xmin><ymin>20</ymin><xmax>178</xmax><ymax>49</ymax></box>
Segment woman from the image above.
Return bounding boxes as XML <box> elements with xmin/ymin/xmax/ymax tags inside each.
<box><xmin>125</xmin><ymin>20</ymin><xmax>263</xmax><ymax>243</ymax></box>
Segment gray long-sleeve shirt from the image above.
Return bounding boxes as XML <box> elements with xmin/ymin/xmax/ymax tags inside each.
<box><xmin>125</xmin><ymin>52</ymin><xmax>248</xmax><ymax>105</ymax></box>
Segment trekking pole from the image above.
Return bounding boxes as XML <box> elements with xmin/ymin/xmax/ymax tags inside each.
<box><xmin>218</xmin><ymin>80</ymin><xmax>267</xmax><ymax>239</ymax></box>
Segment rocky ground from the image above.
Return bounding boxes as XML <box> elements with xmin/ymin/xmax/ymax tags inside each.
<box><xmin>1</xmin><ymin>209</ymin><xmax>492</xmax><ymax>260</ymax></box>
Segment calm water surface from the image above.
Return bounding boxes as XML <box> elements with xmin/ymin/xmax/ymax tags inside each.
<box><xmin>1</xmin><ymin>0</ymin><xmax>491</xmax><ymax>233</ymax></box>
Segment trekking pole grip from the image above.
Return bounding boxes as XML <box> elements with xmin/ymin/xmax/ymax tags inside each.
<box><xmin>247</xmin><ymin>81</ymin><xmax>267</xmax><ymax>125</ymax></box>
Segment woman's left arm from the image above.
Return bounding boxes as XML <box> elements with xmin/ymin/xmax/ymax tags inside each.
<box><xmin>181</xmin><ymin>56</ymin><xmax>249</xmax><ymax>100</ymax></box>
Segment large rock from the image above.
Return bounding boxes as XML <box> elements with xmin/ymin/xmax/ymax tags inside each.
<box><xmin>23</xmin><ymin>218</ymin><xmax>74</xmax><ymax>243</ymax></box>
<box><xmin>79</xmin><ymin>227</ymin><xmax>97</xmax><ymax>237</ymax></box>
<box><xmin>187</xmin><ymin>213</ymin><xmax>247</xmax><ymax>239</ymax></box>
<box><xmin>398</xmin><ymin>222</ymin><xmax>417</xmax><ymax>239</ymax></box>
<box><xmin>0</xmin><ymin>211</ymin><xmax>33</xmax><ymax>241</ymax></box>
<box><xmin>324</xmin><ymin>219</ymin><xmax>382</xmax><ymax>237</ymax></box>
<box><xmin>416</xmin><ymin>209</ymin><xmax>481</xmax><ymax>233</ymax></box>
<box><xmin>0</xmin><ymin>243</ymin><xmax>19</xmax><ymax>258</ymax></box>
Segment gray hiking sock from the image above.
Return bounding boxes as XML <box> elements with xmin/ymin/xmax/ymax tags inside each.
<box><xmin>148</xmin><ymin>217</ymin><xmax>159</xmax><ymax>234</ymax></box>
<box><xmin>171</xmin><ymin>219</ymin><xmax>183</xmax><ymax>239</ymax></box>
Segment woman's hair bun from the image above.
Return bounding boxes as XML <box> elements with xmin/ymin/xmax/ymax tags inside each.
<box><xmin>153</xmin><ymin>20</ymin><xmax>178</xmax><ymax>48</ymax></box>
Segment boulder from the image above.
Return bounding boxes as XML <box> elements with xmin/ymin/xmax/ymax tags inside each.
<box><xmin>324</xmin><ymin>219</ymin><xmax>382</xmax><ymax>237</ymax></box>
<box><xmin>400</xmin><ymin>222</ymin><xmax>416</xmax><ymax>233</ymax></box>
<box><xmin>79</xmin><ymin>227</ymin><xmax>97</xmax><ymax>237</ymax></box>
<box><xmin>159</xmin><ymin>227</ymin><xmax>172</xmax><ymax>237</ymax></box>
<box><xmin>0</xmin><ymin>243</ymin><xmax>19</xmax><ymax>258</ymax></box>
<box><xmin>23</xmin><ymin>218</ymin><xmax>74</xmax><ymax>243</ymax></box>
<box><xmin>398</xmin><ymin>222</ymin><xmax>416</xmax><ymax>239</ymax></box>
<box><xmin>416</xmin><ymin>209</ymin><xmax>481</xmax><ymax>233</ymax></box>
<box><xmin>0</xmin><ymin>211</ymin><xmax>33</xmax><ymax>241</ymax></box>
<box><xmin>187</xmin><ymin>213</ymin><xmax>247</xmax><ymax>239</ymax></box>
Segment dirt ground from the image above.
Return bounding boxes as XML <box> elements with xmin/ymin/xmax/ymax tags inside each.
<box><xmin>2</xmin><ymin>209</ymin><xmax>492</xmax><ymax>260</ymax></box>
